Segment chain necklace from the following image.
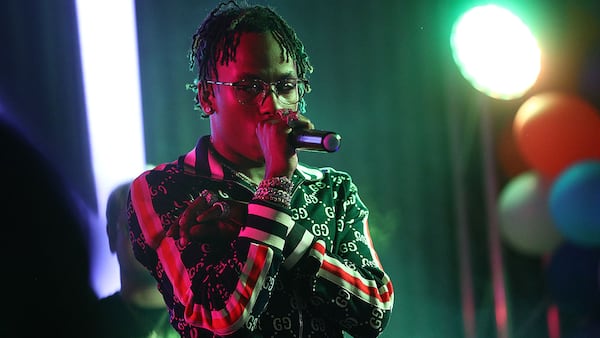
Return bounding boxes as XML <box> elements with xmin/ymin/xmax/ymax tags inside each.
<box><xmin>207</xmin><ymin>139</ymin><xmax>258</xmax><ymax>190</ymax></box>
<box><xmin>223</xmin><ymin>161</ymin><xmax>258</xmax><ymax>189</ymax></box>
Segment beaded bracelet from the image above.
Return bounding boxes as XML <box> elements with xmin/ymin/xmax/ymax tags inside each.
<box><xmin>253</xmin><ymin>176</ymin><xmax>293</xmax><ymax>207</ymax></box>
<box><xmin>259</xmin><ymin>176</ymin><xmax>293</xmax><ymax>191</ymax></box>
<box><xmin>254</xmin><ymin>187</ymin><xmax>291</xmax><ymax>207</ymax></box>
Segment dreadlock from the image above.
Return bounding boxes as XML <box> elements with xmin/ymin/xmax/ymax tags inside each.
<box><xmin>186</xmin><ymin>0</ymin><xmax>314</xmax><ymax>117</ymax></box>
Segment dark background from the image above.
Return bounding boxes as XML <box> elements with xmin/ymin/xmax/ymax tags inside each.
<box><xmin>1</xmin><ymin>1</ymin><xmax>599</xmax><ymax>337</ymax></box>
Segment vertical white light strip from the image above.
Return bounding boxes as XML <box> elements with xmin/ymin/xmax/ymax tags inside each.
<box><xmin>76</xmin><ymin>0</ymin><xmax>146</xmax><ymax>297</ymax></box>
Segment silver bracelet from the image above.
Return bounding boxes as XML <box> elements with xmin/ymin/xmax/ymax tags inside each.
<box><xmin>253</xmin><ymin>189</ymin><xmax>291</xmax><ymax>207</ymax></box>
<box><xmin>253</xmin><ymin>176</ymin><xmax>293</xmax><ymax>207</ymax></box>
<box><xmin>259</xmin><ymin>176</ymin><xmax>293</xmax><ymax>192</ymax></box>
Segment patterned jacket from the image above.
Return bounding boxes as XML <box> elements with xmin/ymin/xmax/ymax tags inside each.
<box><xmin>128</xmin><ymin>136</ymin><xmax>394</xmax><ymax>337</ymax></box>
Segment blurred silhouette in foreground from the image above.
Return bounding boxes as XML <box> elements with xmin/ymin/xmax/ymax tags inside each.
<box><xmin>97</xmin><ymin>181</ymin><xmax>178</xmax><ymax>338</ymax></box>
<box><xmin>0</xmin><ymin>113</ymin><xmax>99</xmax><ymax>337</ymax></box>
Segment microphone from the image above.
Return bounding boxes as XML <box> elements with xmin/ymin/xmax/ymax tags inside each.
<box><xmin>290</xmin><ymin>129</ymin><xmax>342</xmax><ymax>152</ymax></box>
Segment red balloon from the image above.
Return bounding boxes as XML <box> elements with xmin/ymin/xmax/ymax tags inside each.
<box><xmin>514</xmin><ymin>92</ymin><xmax>600</xmax><ymax>179</ymax></box>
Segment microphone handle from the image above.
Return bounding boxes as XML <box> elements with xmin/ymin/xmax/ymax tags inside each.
<box><xmin>290</xmin><ymin>129</ymin><xmax>342</xmax><ymax>153</ymax></box>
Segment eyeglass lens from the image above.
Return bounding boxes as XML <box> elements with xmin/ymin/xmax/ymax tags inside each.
<box><xmin>235</xmin><ymin>79</ymin><xmax>305</xmax><ymax>105</ymax></box>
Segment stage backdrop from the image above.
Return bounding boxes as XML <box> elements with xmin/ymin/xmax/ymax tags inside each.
<box><xmin>2</xmin><ymin>0</ymin><xmax>599</xmax><ymax>337</ymax></box>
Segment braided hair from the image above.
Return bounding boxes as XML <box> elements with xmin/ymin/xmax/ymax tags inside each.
<box><xmin>186</xmin><ymin>0</ymin><xmax>313</xmax><ymax>117</ymax></box>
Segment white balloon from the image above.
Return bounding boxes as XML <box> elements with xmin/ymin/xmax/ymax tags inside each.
<box><xmin>498</xmin><ymin>171</ymin><xmax>563</xmax><ymax>255</ymax></box>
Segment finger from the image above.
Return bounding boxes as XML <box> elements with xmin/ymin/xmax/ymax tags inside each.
<box><xmin>291</xmin><ymin>113</ymin><xmax>314</xmax><ymax>129</ymax></box>
<box><xmin>178</xmin><ymin>212</ymin><xmax>193</xmax><ymax>239</ymax></box>
<box><xmin>178</xmin><ymin>211</ymin><xmax>193</xmax><ymax>228</ymax></box>
<box><xmin>189</xmin><ymin>223</ymin><xmax>217</xmax><ymax>238</ymax></box>
<box><xmin>179</xmin><ymin>196</ymin><xmax>209</xmax><ymax>226</ymax></box>
<box><xmin>288</xmin><ymin>118</ymin><xmax>313</xmax><ymax>130</ymax></box>
<box><xmin>196</xmin><ymin>202</ymin><xmax>229</xmax><ymax>222</ymax></box>
<box><xmin>178</xmin><ymin>197</ymin><xmax>210</xmax><ymax>240</ymax></box>
<box><xmin>166</xmin><ymin>224</ymin><xmax>179</xmax><ymax>238</ymax></box>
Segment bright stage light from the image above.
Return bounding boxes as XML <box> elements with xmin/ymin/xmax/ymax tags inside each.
<box><xmin>450</xmin><ymin>4</ymin><xmax>541</xmax><ymax>100</ymax></box>
<box><xmin>76</xmin><ymin>0</ymin><xmax>146</xmax><ymax>297</ymax></box>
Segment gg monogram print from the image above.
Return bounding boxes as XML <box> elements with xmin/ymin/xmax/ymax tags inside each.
<box><xmin>128</xmin><ymin>136</ymin><xmax>394</xmax><ymax>337</ymax></box>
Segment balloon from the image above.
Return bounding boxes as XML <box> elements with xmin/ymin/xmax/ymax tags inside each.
<box><xmin>513</xmin><ymin>92</ymin><xmax>600</xmax><ymax>179</ymax></box>
<box><xmin>498</xmin><ymin>171</ymin><xmax>563</xmax><ymax>255</ymax></box>
<box><xmin>549</xmin><ymin>161</ymin><xmax>600</xmax><ymax>247</ymax></box>
<box><xmin>546</xmin><ymin>242</ymin><xmax>600</xmax><ymax>317</ymax></box>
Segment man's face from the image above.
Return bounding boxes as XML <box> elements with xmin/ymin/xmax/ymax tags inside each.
<box><xmin>205</xmin><ymin>31</ymin><xmax>299</xmax><ymax>165</ymax></box>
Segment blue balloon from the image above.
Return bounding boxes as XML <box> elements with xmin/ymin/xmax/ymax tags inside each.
<box><xmin>549</xmin><ymin>161</ymin><xmax>600</xmax><ymax>247</ymax></box>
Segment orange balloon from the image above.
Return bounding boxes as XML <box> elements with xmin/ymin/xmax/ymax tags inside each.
<box><xmin>513</xmin><ymin>92</ymin><xmax>600</xmax><ymax>179</ymax></box>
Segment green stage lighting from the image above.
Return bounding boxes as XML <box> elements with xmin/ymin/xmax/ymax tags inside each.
<box><xmin>451</xmin><ymin>4</ymin><xmax>541</xmax><ymax>100</ymax></box>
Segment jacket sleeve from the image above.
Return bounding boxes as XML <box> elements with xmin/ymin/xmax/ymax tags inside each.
<box><xmin>128</xmin><ymin>170</ymin><xmax>294</xmax><ymax>336</ymax></box>
<box><xmin>282</xmin><ymin>173</ymin><xmax>394</xmax><ymax>337</ymax></box>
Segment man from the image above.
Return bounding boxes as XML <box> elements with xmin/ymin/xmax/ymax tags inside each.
<box><xmin>98</xmin><ymin>182</ymin><xmax>179</xmax><ymax>338</ymax></box>
<box><xmin>128</xmin><ymin>1</ymin><xmax>394</xmax><ymax>337</ymax></box>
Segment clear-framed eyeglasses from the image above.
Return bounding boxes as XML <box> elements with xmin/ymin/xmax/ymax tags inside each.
<box><xmin>204</xmin><ymin>78</ymin><xmax>309</xmax><ymax>105</ymax></box>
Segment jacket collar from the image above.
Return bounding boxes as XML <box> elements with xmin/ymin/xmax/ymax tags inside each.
<box><xmin>178</xmin><ymin>135</ymin><xmax>323</xmax><ymax>183</ymax></box>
